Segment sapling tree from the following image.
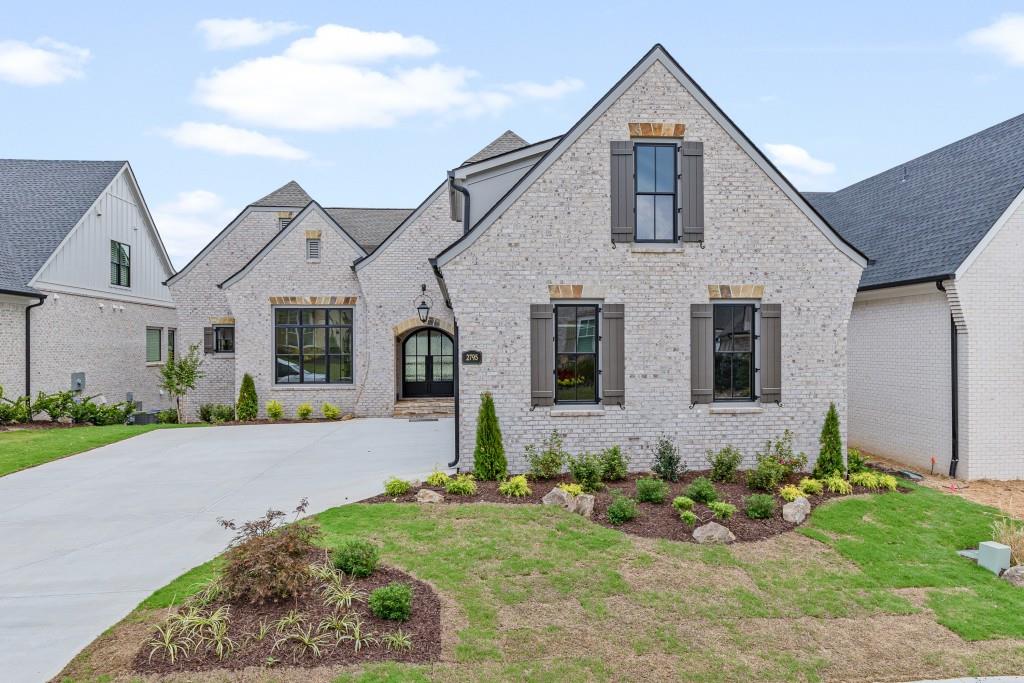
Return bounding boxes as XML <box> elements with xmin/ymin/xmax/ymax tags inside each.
<box><xmin>473</xmin><ymin>392</ymin><xmax>507</xmax><ymax>480</ymax></box>
<box><xmin>159</xmin><ymin>343</ymin><xmax>204</xmax><ymax>424</ymax></box>
<box><xmin>813</xmin><ymin>401</ymin><xmax>845</xmax><ymax>478</ymax></box>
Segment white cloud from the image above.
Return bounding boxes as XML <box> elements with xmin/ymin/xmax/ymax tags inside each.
<box><xmin>161</xmin><ymin>121</ymin><xmax>309</xmax><ymax>160</ymax></box>
<box><xmin>964</xmin><ymin>14</ymin><xmax>1024</xmax><ymax>66</ymax></box>
<box><xmin>194</xmin><ymin>24</ymin><xmax>579</xmax><ymax>131</ymax></box>
<box><xmin>0</xmin><ymin>37</ymin><xmax>89</xmax><ymax>86</ymax></box>
<box><xmin>154</xmin><ymin>190</ymin><xmax>239</xmax><ymax>268</ymax></box>
<box><xmin>764</xmin><ymin>143</ymin><xmax>836</xmax><ymax>176</ymax></box>
<box><xmin>197</xmin><ymin>18</ymin><xmax>301</xmax><ymax>50</ymax></box>
<box><xmin>503</xmin><ymin>78</ymin><xmax>584</xmax><ymax>99</ymax></box>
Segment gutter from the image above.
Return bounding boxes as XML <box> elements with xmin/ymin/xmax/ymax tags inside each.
<box><xmin>24</xmin><ymin>294</ymin><xmax>46</xmax><ymax>397</ymax></box>
<box><xmin>936</xmin><ymin>280</ymin><xmax>960</xmax><ymax>478</ymax></box>
<box><xmin>858</xmin><ymin>274</ymin><xmax>955</xmax><ymax>292</ymax></box>
<box><xmin>447</xmin><ymin>171</ymin><xmax>471</xmax><ymax>234</ymax></box>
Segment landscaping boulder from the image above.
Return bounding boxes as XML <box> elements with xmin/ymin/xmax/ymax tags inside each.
<box><xmin>542</xmin><ymin>487</ymin><xmax>573</xmax><ymax>509</ymax></box>
<box><xmin>1002</xmin><ymin>565</ymin><xmax>1024</xmax><ymax>588</ymax></box>
<box><xmin>782</xmin><ymin>497</ymin><xmax>811</xmax><ymax>524</ymax></box>
<box><xmin>416</xmin><ymin>489</ymin><xmax>443</xmax><ymax>504</ymax></box>
<box><xmin>573</xmin><ymin>493</ymin><xmax>595</xmax><ymax>519</ymax></box>
<box><xmin>693</xmin><ymin>521</ymin><xmax>736</xmax><ymax>544</ymax></box>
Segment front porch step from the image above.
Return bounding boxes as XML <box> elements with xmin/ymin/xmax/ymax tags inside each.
<box><xmin>393</xmin><ymin>398</ymin><xmax>455</xmax><ymax>419</ymax></box>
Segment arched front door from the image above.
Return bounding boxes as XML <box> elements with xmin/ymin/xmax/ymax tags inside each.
<box><xmin>402</xmin><ymin>328</ymin><xmax>454</xmax><ymax>397</ymax></box>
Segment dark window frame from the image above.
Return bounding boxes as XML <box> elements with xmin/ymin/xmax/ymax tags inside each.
<box><xmin>273</xmin><ymin>307</ymin><xmax>354</xmax><ymax>385</ymax></box>
<box><xmin>145</xmin><ymin>327</ymin><xmax>162</xmax><ymax>363</ymax></box>
<box><xmin>213</xmin><ymin>326</ymin><xmax>235</xmax><ymax>354</ymax></box>
<box><xmin>553</xmin><ymin>304</ymin><xmax>600</xmax><ymax>405</ymax></box>
<box><xmin>110</xmin><ymin>240</ymin><xmax>131</xmax><ymax>287</ymax></box>
<box><xmin>713</xmin><ymin>303</ymin><xmax>756</xmax><ymax>402</ymax></box>
<box><xmin>167</xmin><ymin>328</ymin><xmax>176</xmax><ymax>363</ymax></box>
<box><xmin>633</xmin><ymin>142</ymin><xmax>678</xmax><ymax>243</ymax></box>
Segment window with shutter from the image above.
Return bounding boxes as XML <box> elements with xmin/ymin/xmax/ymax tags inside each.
<box><xmin>634</xmin><ymin>143</ymin><xmax>677</xmax><ymax>242</ymax></box>
<box><xmin>146</xmin><ymin>328</ymin><xmax>162</xmax><ymax>363</ymax></box>
<box><xmin>690</xmin><ymin>304</ymin><xmax>713</xmax><ymax>405</ymax></box>
<box><xmin>680</xmin><ymin>141</ymin><xmax>705</xmax><ymax>243</ymax></box>
<box><xmin>529</xmin><ymin>305</ymin><xmax>555</xmax><ymax>406</ymax></box>
<box><xmin>602</xmin><ymin>304</ymin><xmax>625</xmax><ymax>406</ymax></box>
<box><xmin>110</xmin><ymin>240</ymin><xmax>130</xmax><ymax>287</ymax></box>
<box><xmin>759</xmin><ymin>304</ymin><xmax>782</xmax><ymax>404</ymax></box>
<box><xmin>610</xmin><ymin>141</ymin><xmax>635</xmax><ymax>243</ymax></box>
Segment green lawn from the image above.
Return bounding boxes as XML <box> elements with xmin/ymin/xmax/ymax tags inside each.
<box><xmin>59</xmin><ymin>486</ymin><xmax>1024</xmax><ymax>683</ymax></box>
<box><xmin>0</xmin><ymin>423</ymin><xmax>195</xmax><ymax>477</ymax></box>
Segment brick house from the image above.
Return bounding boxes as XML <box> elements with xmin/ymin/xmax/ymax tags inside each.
<box><xmin>808</xmin><ymin>114</ymin><xmax>1024</xmax><ymax>480</ymax></box>
<box><xmin>0</xmin><ymin>160</ymin><xmax>177</xmax><ymax>410</ymax></box>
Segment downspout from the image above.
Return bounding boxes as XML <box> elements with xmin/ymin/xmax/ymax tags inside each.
<box><xmin>25</xmin><ymin>295</ymin><xmax>46</xmax><ymax>397</ymax></box>
<box><xmin>447</xmin><ymin>172</ymin><xmax>471</xmax><ymax>234</ymax></box>
<box><xmin>937</xmin><ymin>281</ymin><xmax>959</xmax><ymax>477</ymax></box>
<box><xmin>430</xmin><ymin>260</ymin><xmax>459</xmax><ymax>470</ymax></box>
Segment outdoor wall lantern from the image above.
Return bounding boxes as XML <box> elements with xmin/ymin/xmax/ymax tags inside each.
<box><xmin>415</xmin><ymin>284</ymin><xmax>432</xmax><ymax>323</ymax></box>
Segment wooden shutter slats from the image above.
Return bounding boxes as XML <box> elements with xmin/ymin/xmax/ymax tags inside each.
<box><xmin>530</xmin><ymin>305</ymin><xmax>554</xmax><ymax>406</ymax></box>
<box><xmin>681</xmin><ymin>140</ymin><xmax>704</xmax><ymax>243</ymax></box>
<box><xmin>601</xmin><ymin>304</ymin><xmax>625</xmax><ymax>406</ymax></box>
<box><xmin>610</xmin><ymin>141</ymin><xmax>635</xmax><ymax>243</ymax></box>
<box><xmin>203</xmin><ymin>327</ymin><xmax>215</xmax><ymax>354</ymax></box>
<box><xmin>690</xmin><ymin>304</ymin><xmax>713</xmax><ymax>404</ymax></box>
<box><xmin>760</xmin><ymin>304</ymin><xmax>782</xmax><ymax>404</ymax></box>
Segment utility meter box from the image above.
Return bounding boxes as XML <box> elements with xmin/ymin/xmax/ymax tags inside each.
<box><xmin>71</xmin><ymin>372</ymin><xmax>85</xmax><ymax>392</ymax></box>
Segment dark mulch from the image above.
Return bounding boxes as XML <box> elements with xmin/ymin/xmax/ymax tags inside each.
<box><xmin>0</xmin><ymin>421</ymin><xmax>82</xmax><ymax>431</ymax></box>
<box><xmin>365</xmin><ymin>471</ymin><xmax>901</xmax><ymax>543</ymax></box>
<box><xmin>133</xmin><ymin>561</ymin><xmax>441</xmax><ymax>673</ymax></box>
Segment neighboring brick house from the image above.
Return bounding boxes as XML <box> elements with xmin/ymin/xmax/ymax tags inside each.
<box><xmin>808</xmin><ymin>114</ymin><xmax>1024</xmax><ymax>480</ymax></box>
<box><xmin>0</xmin><ymin>160</ymin><xmax>177</xmax><ymax>410</ymax></box>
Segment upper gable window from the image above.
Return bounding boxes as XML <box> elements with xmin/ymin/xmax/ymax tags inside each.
<box><xmin>634</xmin><ymin>143</ymin><xmax>677</xmax><ymax>242</ymax></box>
<box><xmin>110</xmin><ymin>240</ymin><xmax>131</xmax><ymax>287</ymax></box>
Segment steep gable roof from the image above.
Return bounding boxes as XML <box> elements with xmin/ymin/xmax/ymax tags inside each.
<box><xmin>324</xmin><ymin>207</ymin><xmax>413</xmax><ymax>253</ymax></box>
<box><xmin>434</xmin><ymin>45</ymin><xmax>866</xmax><ymax>269</ymax></box>
<box><xmin>462</xmin><ymin>130</ymin><xmax>529</xmax><ymax>165</ymax></box>
<box><xmin>805</xmin><ymin>113</ymin><xmax>1024</xmax><ymax>289</ymax></box>
<box><xmin>252</xmin><ymin>180</ymin><xmax>313</xmax><ymax>207</ymax></box>
<box><xmin>0</xmin><ymin>159</ymin><xmax>126</xmax><ymax>295</ymax></box>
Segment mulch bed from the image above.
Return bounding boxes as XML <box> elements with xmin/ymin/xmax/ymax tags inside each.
<box><xmin>365</xmin><ymin>470</ymin><xmax>902</xmax><ymax>543</ymax></box>
<box><xmin>133</xmin><ymin>560</ymin><xmax>441</xmax><ymax>673</ymax></box>
<box><xmin>0</xmin><ymin>421</ymin><xmax>82</xmax><ymax>431</ymax></box>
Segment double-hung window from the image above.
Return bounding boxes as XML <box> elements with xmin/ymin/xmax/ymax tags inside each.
<box><xmin>110</xmin><ymin>240</ymin><xmax>131</xmax><ymax>287</ymax></box>
<box><xmin>634</xmin><ymin>143</ymin><xmax>677</xmax><ymax>242</ymax></box>
<box><xmin>713</xmin><ymin>304</ymin><xmax>755</xmax><ymax>401</ymax></box>
<box><xmin>555</xmin><ymin>304</ymin><xmax>599</xmax><ymax>404</ymax></box>
<box><xmin>146</xmin><ymin>328</ymin><xmax>162</xmax><ymax>363</ymax></box>
<box><xmin>214</xmin><ymin>326</ymin><xmax>235</xmax><ymax>353</ymax></box>
<box><xmin>274</xmin><ymin>308</ymin><xmax>353</xmax><ymax>384</ymax></box>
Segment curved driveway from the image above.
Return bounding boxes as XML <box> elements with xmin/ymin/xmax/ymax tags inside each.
<box><xmin>0</xmin><ymin>418</ymin><xmax>453</xmax><ymax>682</ymax></box>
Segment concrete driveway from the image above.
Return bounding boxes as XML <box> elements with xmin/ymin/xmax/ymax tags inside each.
<box><xmin>0</xmin><ymin>417</ymin><xmax>453</xmax><ymax>683</ymax></box>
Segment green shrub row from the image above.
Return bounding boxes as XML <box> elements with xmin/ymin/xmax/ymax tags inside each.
<box><xmin>0</xmin><ymin>387</ymin><xmax>133</xmax><ymax>425</ymax></box>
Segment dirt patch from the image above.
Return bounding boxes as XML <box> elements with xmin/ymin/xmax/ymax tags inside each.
<box><xmin>364</xmin><ymin>471</ymin><xmax>896</xmax><ymax>544</ymax></box>
<box><xmin>133</xmin><ymin>563</ymin><xmax>441</xmax><ymax>674</ymax></box>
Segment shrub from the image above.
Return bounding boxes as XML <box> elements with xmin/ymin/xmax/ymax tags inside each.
<box><xmin>445</xmin><ymin>473</ymin><xmax>478</xmax><ymax>496</ymax></box>
<box><xmin>425</xmin><ymin>470</ymin><xmax>450</xmax><ymax>487</ymax></box>
<box><xmin>779</xmin><ymin>485</ymin><xmax>804</xmax><ymax>502</ymax></box>
<box><xmin>847</xmin><ymin>448</ymin><xmax>868</xmax><ymax>474</ymax></box>
<box><xmin>568</xmin><ymin>452</ymin><xmax>604</xmax><ymax>492</ymax></box>
<box><xmin>213</xmin><ymin>404</ymin><xmax>235</xmax><ymax>422</ymax></box>
<box><xmin>798</xmin><ymin>477</ymin><xmax>824</xmax><ymax>496</ymax></box>
<box><xmin>993</xmin><ymin>517</ymin><xmax>1024</xmax><ymax>566</ymax></box>
<box><xmin>236</xmin><ymin>373</ymin><xmax>258</xmax><ymax>421</ymax></box>
<box><xmin>219</xmin><ymin>499</ymin><xmax>321</xmax><ymax>603</ymax></box>
<box><xmin>321</xmin><ymin>403</ymin><xmax>341</xmax><ymax>420</ymax></box>
<box><xmin>651</xmin><ymin>436</ymin><xmax>683</xmax><ymax>482</ymax></box>
<box><xmin>68</xmin><ymin>396</ymin><xmax>133</xmax><ymax>425</ymax></box>
<box><xmin>266</xmin><ymin>400</ymin><xmax>284</xmax><ymax>421</ymax></box>
<box><xmin>0</xmin><ymin>391</ymin><xmax>31</xmax><ymax>424</ymax></box>
<box><xmin>823</xmin><ymin>474</ymin><xmax>853</xmax><ymax>495</ymax></box>
<box><xmin>369</xmin><ymin>582</ymin><xmax>412</xmax><ymax>621</ymax></box>
<box><xmin>636</xmin><ymin>477</ymin><xmax>669</xmax><ymax>504</ymax></box>
<box><xmin>498</xmin><ymin>475</ymin><xmax>531</xmax><ymax>498</ymax></box>
<box><xmin>333</xmin><ymin>538</ymin><xmax>380</xmax><ymax>578</ymax></box>
<box><xmin>849</xmin><ymin>470</ymin><xmax>880</xmax><ymax>489</ymax></box>
<box><xmin>877</xmin><ymin>474</ymin><xmax>899</xmax><ymax>492</ymax></box>
<box><xmin>756</xmin><ymin>430</ymin><xmax>808</xmax><ymax>478</ymax></box>
<box><xmin>156</xmin><ymin>408</ymin><xmax>179</xmax><ymax>424</ymax></box>
<box><xmin>296</xmin><ymin>403</ymin><xmax>313</xmax><ymax>420</ymax></box>
<box><xmin>473</xmin><ymin>392</ymin><xmax>507</xmax><ymax>480</ymax></box>
<box><xmin>525</xmin><ymin>431</ymin><xmax>569</xmax><ymax>479</ymax></box>
<box><xmin>384</xmin><ymin>477</ymin><xmax>411</xmax><ymax>496</ymax></box>
<box><xmin>685</xmin><ymin>476</ymin><xmax>719</xmax><ymax>504</ymax></box>
<box><xmin>32</xmin><ymin>390</ymin><xmax>76</xmax><ymax>421</ymax></box>
<box><xmin>679</xmin><ymin>509</ymin><xmax>698</xmax><ymax>526</ymax></box>
<box><xmin>814</xmin><ymin>402</ymin><xmax>845</xmax><ymax>479</ymax></box>
<box><xmin>672</xmin><ymin>496</ymin><xmax>695</xmax><ymax>512</ymax></box>
<box><xmin>557</xmin><ymin>482</ymin><xmax>583</xmax><ymax>497</ymax></box>
<box><xmin>709</xmin><ymin>445</ymin><xmax>743</xmax><ymax>483</ymax></box>
<box><xmin>746</xmin><ymin>456</ymin><xmax>787</xmax><ymax>492</ymax></box>
<box><xmin>744</xmin><ymin>493</ymin><xmax>775</xmax><ymax>519</ymax></box>
<box><xmin>599</xmin><ymin>445</ymin><xmax>629</xmax><ymax>481</ymax></box>
<box><xmin>606</xmin><ymin>494</ymin><xmax>637</xmax><ymax>525</ymax></box>
<box><xmin>198</xmin><ymin>403</ymin><xmax>215</xmax><ymax>422</ymax></box>
<box><xmin>708</xmin><ymin>501</ymin><xmax>737</xmax><ymax>520</ymax></box>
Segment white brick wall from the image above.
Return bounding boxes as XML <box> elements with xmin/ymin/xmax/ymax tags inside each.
<box><xmin>0</xmin><ymin>301</ymin><xmax>26</xmax><ymax>396</ymax></box>
<box><xmin>847</xmin><ymin>289</ymin><xmax>952</xmax><ymax>472</ymax></box>
<box><xmin>441</xmin><ymin>62</ymin><xmax>863</xmax><ymax>473</ymax></box>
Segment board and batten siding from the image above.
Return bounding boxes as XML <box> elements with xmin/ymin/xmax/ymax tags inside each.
<box><xmin>32</xmin><ymin>168</ymin><xmax>174</xmax><ymax>305</ymax></box>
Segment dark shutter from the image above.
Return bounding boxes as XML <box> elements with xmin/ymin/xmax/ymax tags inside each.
<box><xmin>690</xmin><ymin>304</ymin><xmax>713</xmax><ymax>404</ymax></box>
<box><xmin>610</xmin><ymin>141</ymin><xmax>635</xmax><ymax>243</ymax></box>
<box><xmin>601</xmin><ymin>304</ymin><xmax>625</xmax><ymax>406</ymax></box>
<box><xmin>760</xmin><ymin>304</ymin><xmax>781</xmax><ymax>404</ymax></box>
<box><xmin>680</xmin><ymin>141</ymin><xmax>704</xmax><ymax>243</ymax></box>
<box><xmin>530</xmin><ymin>304</ymin><xmax>554</xmax><ymax>406</ymax></box>
<box><xmin>203</xmin><ymin>327</ymin><xmax>214</xmax><ymax>354</ymax></box>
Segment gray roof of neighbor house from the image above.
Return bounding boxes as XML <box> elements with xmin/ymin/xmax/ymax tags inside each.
<box><xmin>0</xmin><ymin>159</ymin><xmax>125</xmax><ymax>295</ymax></box>
<box><xmin>805</xmin><ymin>113</ymin><xmax>1024</xmax><ymax>289</ymax></box>
<box><xmin>324</xmin><ymin>207</ymin><xmax>414</xmax><ymax>253</ymax></box>
<box><xmin>252</xmin><ymin>180</ymin><xmax>313</xmax><ymax>207</ymax></box>
<box><xmin>462</xmin><ymin>130</ymin><xmax>529</xmax><ymax>165</ymax></box>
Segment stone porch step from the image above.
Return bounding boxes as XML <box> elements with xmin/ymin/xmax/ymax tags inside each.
<box><xmin>393</xmin><ymin>397</ymin><xmax>455</xmax><ymax>419</ymax></box>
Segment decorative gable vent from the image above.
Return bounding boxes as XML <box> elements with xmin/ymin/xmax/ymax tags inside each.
<box><xmin>306</xmin><ymin>237</ymin><xmax>321</xmax><ymax>261</ymax></box>
<box><xmin>278</xmin><ymin>217</ymin><xmax>293</xmax><ymax>230</ymax></box>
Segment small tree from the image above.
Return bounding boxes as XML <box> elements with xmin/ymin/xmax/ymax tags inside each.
<box><xmin>473</xmin><ymin>392</ymin><xmax>507</xmax><ymax>480</ymax></box>
<box><xmin>813</xmin><ymin>402</ymin><xmax>845</xmax><ymax>478</ymax></box>
<box><xmin>236</xmin><ymin>373</ymin><xmax>258</xmax><ymax>421</ymax></box>
<box><xmin>159</xmin><ymin>344</ymin><xmax>204</xmax><ymax>424</ymax></box>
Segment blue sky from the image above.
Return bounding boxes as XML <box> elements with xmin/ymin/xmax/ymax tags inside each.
<box><xmin>3</xmin><ymin>1</ymin><xmax>1023</xmax><ymax>267</ymax></box>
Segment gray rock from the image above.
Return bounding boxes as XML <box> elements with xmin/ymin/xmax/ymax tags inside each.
<box><xmin>542</xmin><ymin>487</ymin><xmax>573</xmax><ymax>509</ymax></box>
<box><xmin>782</xmin><ymin>497</ymin><xmax>811</xmax><ymax>524</ymax></box>
<box><xmin>415</xmin><ymin>489</ymin><xmax>443</xmax><ymax>504</ymax></box>
<box><xmin>573</xmin><ymin>493</ymin><xmax>595</xmax><ymax>518</ymax></box>
<box><xmin>692</xmin><ymin>521</ymin><xmax>736</xmax><ymax>544</ymax></box>
<box><xmin>1002</xmin><ymin>565</ymin><xmax>1024</xmax><ymax>587</ymax></box>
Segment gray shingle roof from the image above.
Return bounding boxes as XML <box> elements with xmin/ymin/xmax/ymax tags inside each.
<box><xmin>251</xmin><ymin>180</ymin><xmax>313</xmax><ymax>207</ymax></box>
<box><xmin>0</xmin><ymin>159</ymin><xmax>125</xmax><ymax>295</ymax></box>
<box><xmin>462</xmin><ymin>130</ymin><xmax>529</xmax><ymax>165</ymax></box>
<box><xmin>805</xmin><ymin>114</ymin><xmax>1024</xmax><ymax>289</ymax></box>
<box><xmin>324</xmin><ymin>207</ymin><xmax>413</xmax><ymax>253</ymax></box>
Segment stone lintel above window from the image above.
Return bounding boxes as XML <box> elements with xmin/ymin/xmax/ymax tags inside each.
<box><xmin>708</xmin><ymin>284</ymin><xmax>764</xmax><ymax>300</ymax></box>
<box><xmin>547</xmin><ymin>284</ymin><xmax>607</xmax><ymax>300</ymax></box>
<box><xmin>210</xmin><ymin>316</ymin><xmax>235</xmax><ymax>325</ymax></box>
<box><xmin>304</xmin><ymin>230</ymin><xmax>322</xmax><ymax>239</ymax></box>
<box><xmin>269</xmin><ymin>296</ymin><xmax>358</xmax><ymax>306</ymax></box>
<box><xmin>628</xmin><ymin>122</ymin><xmax>686</xmax><ymax>138</ymax></box>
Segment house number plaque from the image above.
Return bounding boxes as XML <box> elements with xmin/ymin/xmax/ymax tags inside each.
<box><xmin>462</xmin><ymin>350</ymin><xmax>482</xmax><ymax>365</ymax></box>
